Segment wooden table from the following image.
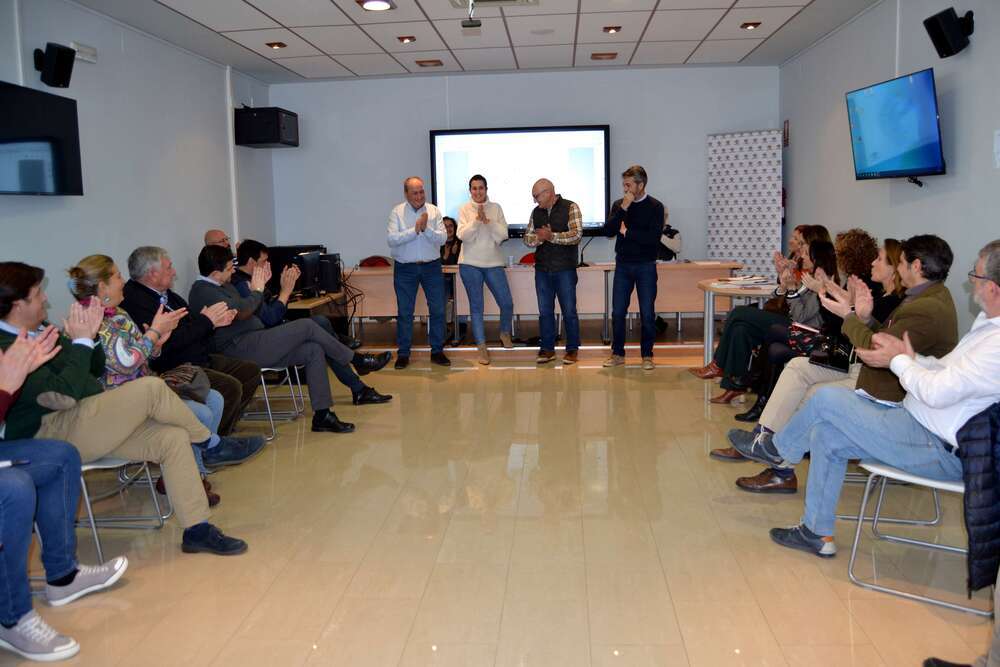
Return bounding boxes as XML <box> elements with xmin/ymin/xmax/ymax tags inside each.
<box><xmin>697</xmin><ymin>278</ymin><xmax>775</xmax><ymax>364</ymax></box>
<box><xmin>285</xmin><ymin>292</ymin><xmax>344</xmax><ymax>319</ymax></box>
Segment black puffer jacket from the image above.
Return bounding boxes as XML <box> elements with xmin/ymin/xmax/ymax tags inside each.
<box><xmin>957</xmin><ymin>402</ymin><xmax>1000</xmax><ymax>594</ymax></box>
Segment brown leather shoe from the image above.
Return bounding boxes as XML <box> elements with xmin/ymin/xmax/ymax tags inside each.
<box><xmin>156</xmin><ymin>477</ymin><xmax>220</xmax><ymax>507</ymax></box>
<box><xmin>709</xmin><ymin>446</ymin><xmax>746</xmax><ymax>462</ymax></box>
<box><xmin>536</xmin><ymin>350</ymin><xmax>556</xmax><ymax>364</ymax></box>
<box><xmin>710</xmin><ymin>389</ymin><xmax>747</xmax><ymax>404</ymax></box>
<box><xmin>736</xmin><ymin>469</ymin><xmax>798</xmax><ymax>494</ymax></box>
<box><xmin>562</xmin><ymin>350</ymin><xmax>578</xmax><ymax>365</ymax></box>
<box><xmin>688</xmin><ymin>361</ymin><xmax>723</xmax><ymax>379</ymax></box>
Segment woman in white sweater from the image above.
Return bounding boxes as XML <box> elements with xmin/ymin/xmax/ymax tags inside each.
<box><xmin>457</xmin><ymin>174</ymin><xmax>514</xmax><ymax>365</ymax></box>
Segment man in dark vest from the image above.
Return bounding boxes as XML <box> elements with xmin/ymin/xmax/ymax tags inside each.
<box><xmin>524</xmin><ymin>178</ymin><xmax>583</xmax><ymax>365</ymax></box>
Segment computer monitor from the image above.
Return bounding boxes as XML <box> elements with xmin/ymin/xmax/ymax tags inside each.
<box><xmin>294</xmin><ymin>251</ymin><xmax>322</xmax><ymax>297</ymax></box>
<box><xmin>265</xmin><ymin>244</ymin><xmax>325</xmax><ymax>295</ymax></box>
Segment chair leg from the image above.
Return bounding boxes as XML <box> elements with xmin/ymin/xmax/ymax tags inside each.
<box><xmin>836</xmin><ymin>472</ymin><xmax>942</xmax><ymax>526</ymax></box>
<box><xmin>79</xmin><ymin>474</ymin><xmax>105</xmax><ymax>565</ymax></box>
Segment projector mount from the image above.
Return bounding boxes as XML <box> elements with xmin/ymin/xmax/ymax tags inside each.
<box><xmin>462</xmin><ymin>0</ymin><xmax>482</xmax><ymax>28</ymax></box>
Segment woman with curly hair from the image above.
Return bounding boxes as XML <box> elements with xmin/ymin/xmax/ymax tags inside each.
<box><xmin>834</xmin><ymin>228</ymin><xmax>879</xmax><ymax>284</ymax></box>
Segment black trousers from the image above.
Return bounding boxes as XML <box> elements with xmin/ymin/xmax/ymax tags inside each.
<box><xmin>712</xmin><ymin>305</ymin><xmax>789</xmax><ymax>390</ymax></box>
<box><xmin>204</xmin><ymin>354</ymin><xmax>261</xmax><ymax>436</ymax></box>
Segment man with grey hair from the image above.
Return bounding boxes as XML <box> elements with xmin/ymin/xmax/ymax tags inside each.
<box><xmin>121</xmin><ymin>246</ymin><xmax>261</xmax><ymax>436</ymax></box>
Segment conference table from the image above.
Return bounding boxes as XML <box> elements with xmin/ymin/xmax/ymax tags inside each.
<box><xmin>697</xmin><ymin>278</ymin><xmax>775</xmax><ymax>365</ymax></box>
<box><xmin>344</xmin><ymin>261</ymin><xmax>743</xmax><ymax>348</ymax></box>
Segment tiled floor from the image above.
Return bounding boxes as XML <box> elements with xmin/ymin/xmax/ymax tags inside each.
<box><xmin>16</xmin><ymin>346</ymin><xmax>993</xmax><ymax>666</ymax></box>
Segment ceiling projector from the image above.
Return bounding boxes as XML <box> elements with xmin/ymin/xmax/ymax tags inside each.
<box><xmin>461</xmin><ymin>17</ymin><xmax>482</xmax><ymax>27</ymax></box>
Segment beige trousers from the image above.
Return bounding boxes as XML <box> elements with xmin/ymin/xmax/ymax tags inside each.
<box><xmin>36</xmin><ymin>376</ymin><xmax>212</xmax><ymax>528</ymax></box>
<box><xmin>759</xmin><ymin>357</ymin><xmax>861</xmax><ymax>432</ymax></box>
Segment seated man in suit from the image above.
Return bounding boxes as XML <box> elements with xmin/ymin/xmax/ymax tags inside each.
<box><xmin>729</xmin><ymin>240</ymin><xmax>1000</xmax><ymax>559</ymax></box>
<box><xmin>232</xmin><ymin>240</ymin><xmax>389</xmax><ymax>407</ymax></box>
<box><xmin>188</xmin><ymin>245</ymin><xmax>390</xmax><ymax>434</ymax></box>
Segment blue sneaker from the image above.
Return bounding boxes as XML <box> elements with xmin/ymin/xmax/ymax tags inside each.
<box><xmin>202</xmin><ymin>435</ymin><xmax>267</xmax><ymax>468</ymax></box>
<box><xmin>727</xmin><ymin>428</ymin><xmax>789</xmax><ymax>468</ymax></box>
<box><xmin>770</xmin><ymin>524</ymin><xmax>837</xmax><ymax>558</ymax></box>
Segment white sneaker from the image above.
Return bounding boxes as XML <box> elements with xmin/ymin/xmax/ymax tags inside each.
<box><xmin>0</xmin><ymin>610</ymin><xmax>79</xmax><ymax>662</ymax></box>
<box><xmin>602</xmin><ymin>355</ymin><xmax>625</xmax><ymax>367</ymax></box>
<box><xmin>45</xmin><ymin>556</ymin><xmax>128</xmax><ymax>607</ymax></box>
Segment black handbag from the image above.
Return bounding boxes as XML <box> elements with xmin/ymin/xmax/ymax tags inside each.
<box><xmin>808</xmin><ymin>335</ymin><xmax>856</xmax><ymax>373</ymax></box>
<box><xmin>158</xmin><ymin>363</ymin><xmax>211</xmax><ymax>403</ymax></box>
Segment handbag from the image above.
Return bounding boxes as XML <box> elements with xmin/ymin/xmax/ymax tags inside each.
<box><xmin>808</xmin><ymin>335</ymin><xmax>856</xmax><ymax>373</ymax></box>
<box><xmin>158</xmin><ymin>363</ymin><xmax>211</xmax><ymax>403</ymax></box>
<box><xmin>787</xmin><ymin>322</ymin><xmax>825</xmax><ymax>356</ymax></box>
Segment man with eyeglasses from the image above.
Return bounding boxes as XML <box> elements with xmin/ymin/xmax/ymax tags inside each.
<box><xmin>524</xmin><ymin>179</ymin><xmax>583</xmax><ymax>365</ymax></box>
<box><xmin>204</xmin><ymin>230</ymin><xmax>234</xmax><ymax>253</ymax></box>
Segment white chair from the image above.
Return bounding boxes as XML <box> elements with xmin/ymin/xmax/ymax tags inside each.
<box><xmin>77</xmin><ymin>457</ymin><xmax>171</xmax><ymax>564</ymax></box>
<box><xmin>240</xmin><ymin>366</ymin><xmax>305</xmax><ymax>440</ymax></box>
<box><xmin>847</xmin><ymin>462</ymin><xmax>991</xmax><ymax>617</ymax></box>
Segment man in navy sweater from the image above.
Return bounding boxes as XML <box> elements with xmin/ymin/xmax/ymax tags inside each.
<box><xmin>602</xmin><ymin>165</ymin><xmax>668</xmax><ymax>370</ymax></box>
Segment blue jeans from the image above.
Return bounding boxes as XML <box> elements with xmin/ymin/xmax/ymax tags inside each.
<box><xmin>185</xmin><ymin>388</ymin><xmax>223</xmax><ymax>474</ymax></box>
<box><xmin>774</xmin><ymin>387</ymin><xmax>962</xmax><ymax>537</ymax></box>
<box><xmin>0</xmin><ymin>439</ymin><xmax>81</xmax><ymax>625</ymax></box>
<box><xmin>535</xmin><ymin>269</ymin><xmax>580</xmax><ymax>353</ymax></box>
<box><xmin>611</xmin><ymin>261</ymin><xmax>658</xmax><ymax>357</ymax></box>
<box><xmin>459</xmin><ymin>265</ymin><xmax>513</xmax><ymax>346</ymax></box>
<box><xmin>312</xmin><ymin>315</ymin><xmax>364</xmax><ymax>393</ymax></box>
<box><xmin>393</xmin><ymin>259</ymin><xmax>447</xmax><ymax>356</ymax></box>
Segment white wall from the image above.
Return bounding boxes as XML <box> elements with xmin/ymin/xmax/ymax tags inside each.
<box><xmin>231</xmin><ymin>71</ymin><xmax>276</xmax><ymax>245</ymax></box>
<box><xmin>0</xmin><ymin>0</ymin><xmax>275</xmax><ymax>316</ymax></box>
<box><xmin>780</xmin><ymin>0</ymin><xmax>999</xmax><ymax>331</ymax></box>
<box><xmin>269</xmin><ymin>66</ymin><xmax>779</xmax><ymax>266</ymax></box>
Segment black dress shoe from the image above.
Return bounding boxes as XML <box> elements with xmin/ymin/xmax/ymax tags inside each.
<box><xmin>735</xmin><ymin>393</ymin><xmax>768</xmax><ymax>422</ymax></box>
<box><xmin>337</xmin><ymin>333</ymin><xmax>363</xmax><ymax>350</ymax></box>
<box><xmin>352</xmin><ymin>351</ymin><xmax>392</xmax><ymax>376</ymax></box>
<box><xmin>181</xmin><ymin>523</ymin><xmax>248</xmax><ymax>556</ymax></box>
<box><xmin>430</xmin><ymin>352</ymin><xmax>451</xmax><ymax>366</ymax></box>
<box><xmin>394</xmin><ymin>355</ymin><xmax>409</xmax><ymax>370</ymax></box>
<box><xmin>312</xmin><ymin>410</ymin><xmax>355</xmax><ymax>433</ymax></box>
<box><xmin>923</xmin><ymin>659</ymin><xmax>972</xmax><ymax>667</ymax></box>
<box><xmin>353</xmin><ymin>386</ymin><xmax>392</xmax><ymax>405</ymax></box>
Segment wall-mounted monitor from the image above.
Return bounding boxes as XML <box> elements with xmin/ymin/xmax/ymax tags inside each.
<box><xmin>429</xmin><ymin>125</ymin><xmax>610</xmax><ymax>237</ymax></box>
<box><xmin>845</xmin><ymin>68</ymin><xmax>946</xmax><ymax>181</ymax></box>
<box><xmin>0</xmin><ymin>81</ymin><xmax>83</xmax><ymax>196</ymax></box>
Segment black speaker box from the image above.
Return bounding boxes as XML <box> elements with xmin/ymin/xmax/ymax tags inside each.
<box><xmin>33</xmin><ymin>43</ymin><xmax>75</xmax><ymax>88</ymax></box>
<box><xmin>319</xmin><ymin>254</ymin><xmax>342</xmax><ymax>293</ymax></box>
<box><xmin>235</xmin><ymin>107</ymin><xmax>299</xmax><ymax>148</ymax></box>
<box><xmin>923</xmin><ymin>8</ymin><xmax>974</xmax><ymax>58</ymax></box>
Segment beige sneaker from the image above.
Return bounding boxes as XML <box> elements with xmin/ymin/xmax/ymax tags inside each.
<box><xmin>642</xmin><ymin>357</ymin><xmax>655</xmax><ymax>370</ymax></box>
<box><xmin>602</xmin><ymin>354</ymin><xmax>625</xmax><ymax>367</ymax></box>
<box><xmin>499</xmin><ymin>332</ymin><xmax>514</xmax><ymax>349</ymax></box>
<box><xmin>478</xmin><ymin>344</ymin><xmax>491</xmax><ymax>365</ymax></box>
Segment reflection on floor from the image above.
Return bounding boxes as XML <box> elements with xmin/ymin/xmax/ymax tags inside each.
<box><xmin>20</xmin><ymin>349</ymin><xmax>991</xmax><ymax>667</ymax></box>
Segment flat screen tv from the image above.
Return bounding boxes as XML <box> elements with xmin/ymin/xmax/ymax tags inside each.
<box><xmin>429</xmin><ymin>125</ymin><xmax>610</xmax><ymax>237</ymax></box>
<box><xmin>0</xmin><ymin>81</ymin><xmax>83</xmax><ymax>195</ymax></box>
<box><xmin>845</xmin><ymin>68</ymin><xmax>945</xmax><ymax>181</ymax></box>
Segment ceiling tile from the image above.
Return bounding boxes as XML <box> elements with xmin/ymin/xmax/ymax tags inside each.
<box><xmin>687</xmin><ymin>37</ymin><xmax>761</xmax><ymax>63</ymax></box>
<box><xmin>514</xmin><ymin>44</ymin><xmax>574</xmax><ymax>68</ymax></box>
<box><xmin>734</xmin><ymin>0</ymin><xmax>807</xmax><ymax>6</ymax></box>
<box><xmin>274</xmin><ymin>55</ymin><xmax>355</xmax><ymax>77</ymax></box>
<box><xmin>576</xmin><ymin>11</ymin><xmax>650</xmax><ymax>44</ymax></box>
<box><xmin>580</xmin><ymin>0</ymin><xmax>657</xmax><ymax>12</ymax></box>
<box><xmin>643</xmin><ymin>8</ymin><xmax>726</xmax><ymax>41</ymax></box>
<box><xmin>336</xmin><ymin>52</ymin><xmax>408</xmax><ymax>74</ymax></box>
<box><xmin>506</xmin><ymin>14</ymin><xmax>577</xmax><ymax>46</ymax></box>
<box><xmin>293</xmin><ymin>25</ymin><xmax>383</xmax><ymax>54</ymax></box>
<box><xmin>453</xmin><ymin>47</ymin><xmax>517</xmax><ymax>71</ymax></box>
<box><xmin>502</xmin><ymin>0</ymin><xmax>578</xmax><ymax>16</ymax></box>
<box><xmin>417</xmin><ymin>0</ymin><xmax>501</xmax><ymax>20</ymax></box>
<box><xmin>396</xmin><ymin>49</ymin><xmax>463</xmax><ymax>72</ymax></box>
<box><xmin>655</xmin><ymin>0</ymin><xmax>732</xmax><ymax>8</ymax></box>
<box><xmin>329</xmin><ymin>0</ymin><xmax>428</xmax><ymax>24</ymax></box>
<box><xmin>247</xmin><ymin>0</ymin><xmax>352</xmax><ymax>27</ymax></box>
<box><xmin>631</xmin><ymin>40</ymin><xmax>699</xmax><ymax>64</ymax></box>
<box><xmin>574</xmin><ymin>42</ymin><xmax>636</xmax><ymax>66</ymax></box>
<box><xmin>158</xmin><ymin>0</ymin><xmax>278</xmax><ymax>31</ymax></box>
<box><xmin>435</xmin><ymin>17</ymin><xmax>511</xmax><ymax>49</ymax></box>
<box><xmin>222</xmin><ymin>28</ymin><xmax>323</xmax><ymax>58</ymax></box>
<box><xmin>706</xmin><ymin>6</ymin><xmax>801</xmax><ymax>40</ymax></box>
<box><xmin>363</xmin><ymin>21</ymin><xmax>447</xmax><ymax>51</ymax></box>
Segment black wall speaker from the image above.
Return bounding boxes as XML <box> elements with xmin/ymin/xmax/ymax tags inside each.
<box><xmin>234</xmin><ymin>107</ymin><xmax>299</xmax><ymax>148</ymax></box>
<box><xmin>319</xmin><ymin>254</ymin><xmax>342</xmax><ymax>293</ymax></box>
<box><xmin>33</xmin><ymin>42</ymin><xmax>76</xmax><ymax>88</ymax></box>
<box><xmin>923</xmin><ymin>8</ymin><xmax>974</xmax><ymax>58</ymax></box>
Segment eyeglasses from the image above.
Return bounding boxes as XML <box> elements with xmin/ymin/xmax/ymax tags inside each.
<box><xmin>531</xmin><ymin>188</ymin><xmax>552</xmax><ymax>201</ymax></box>
<box><xmin>968</xmin><ymin>270</ymin><xmax>996</xmax><ymax>284</ymax></box>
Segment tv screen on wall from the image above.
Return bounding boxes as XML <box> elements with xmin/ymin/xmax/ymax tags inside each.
<box><xmin>845</xmin><ymin>68</ymin><xmax>945</xmax><ymax>181</ymax></box>
<box><xmin>0</xmin><ymin>81</ymin><xmax>83</xmax><ymax>196</ymax></box>
<box><xmin>429</xmin><ymin>125</ymin><xmax>610</xmax><ymax>237</ymax></box>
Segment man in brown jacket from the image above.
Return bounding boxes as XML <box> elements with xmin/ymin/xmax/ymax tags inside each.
<box><xmin>719</xmin><ymin>235</ymin><xmax>958</xmax><ymax>493</ymax></box>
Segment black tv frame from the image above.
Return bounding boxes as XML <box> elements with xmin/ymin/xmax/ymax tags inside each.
<box><xmin>428</xmin><ymin>124</ymin><xmax>611</xmax><ymax>238</ymax></box>
<box><xmin>845</xmin><ymin>68</ymin><xmax>947</xmax><ymax>182</ymax></box>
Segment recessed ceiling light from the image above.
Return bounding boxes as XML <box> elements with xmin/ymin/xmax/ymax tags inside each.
<box><xmin>265</xmin><ymin>41</ymin><xmax>287</xmax><ymax>50</ymax></box>
<box><xmin>740</xmin><ymin>21</ymin><xmax>762</xmax><ymax>31</ymax></box>
<box><xmin>529</xmin><ymin>28</ymin><xmax>555</xmax><ymax>36</ymax></box>
<box><xmin>602</xmin><ymin>26</ymin><xmax>622</xmax><ymax>34</ymax></box>
<box><xmin>397</xmin><ymin>35</ymin><xmax>416</xmax><ymax>44</ymax></box>
<box><xmin>590</xmin><ymin>52</ymin><xmax>617</xmax><ymax>61</ymax></box>
<box><xmin>415</xmin><ymin>59</ymin><xmax>443</xmax><ymax>67</ymax></box>
<box><xmin>358</xmin><ymin>0</ymin><xmax>393</xmax><ymax>11</ymax></box>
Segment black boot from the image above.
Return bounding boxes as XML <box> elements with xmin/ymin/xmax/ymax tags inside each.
<box><xmin>735</xmin><ymin>393</ymin><xmax>768</xmax><ymax>422</ymax></box>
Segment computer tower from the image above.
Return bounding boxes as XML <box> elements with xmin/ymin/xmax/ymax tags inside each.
<box><xmin>319</xmin><ymin>254</ymin><xmax>342</xmax><ymax>293</ymax></box>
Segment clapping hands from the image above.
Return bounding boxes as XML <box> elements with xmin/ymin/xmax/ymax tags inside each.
<box><xmin>63</xmin><ymin>300</ymin><xmax>103</xmax><ymax>340</ymax></box>
<box><xmin>856</xmin><ymin>331</ymin><xmax>915</xmax><ymax>368</ymax></box>
<box><xmin>0</xmin><ymin>327</ymin><xmax>61</xmax><ymax>393</ymax></box>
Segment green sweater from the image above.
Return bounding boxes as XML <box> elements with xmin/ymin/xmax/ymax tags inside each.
<box><xmin>0</xmin><ymin>329</ymin><xmax>106</xmax><ymax>440</ymax></box>
<box><xmin>841</xmin><ymin>281</ymin><xmax>958</xmax><ymax>402</ymax></box>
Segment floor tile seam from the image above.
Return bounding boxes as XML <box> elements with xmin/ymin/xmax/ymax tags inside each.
<box><xmin>493</xmin><ymin>460</ymin><xmax>531</xmax><ymax>667</ymax></box>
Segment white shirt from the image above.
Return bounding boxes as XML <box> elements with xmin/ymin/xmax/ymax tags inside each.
<box><xmin>890</xmin><ymin>311</ymin><xmax>1000</xmax><ymax>447</ymax></box>
<box><xmin>457</xmin><ymin>199</ymin><xmax>509</xmax><ymax>268</ymax></box>
<box><xmin>387</xmin><ymin>201</ymin><xmax>447</xmax><ymax>263</ymax></box>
